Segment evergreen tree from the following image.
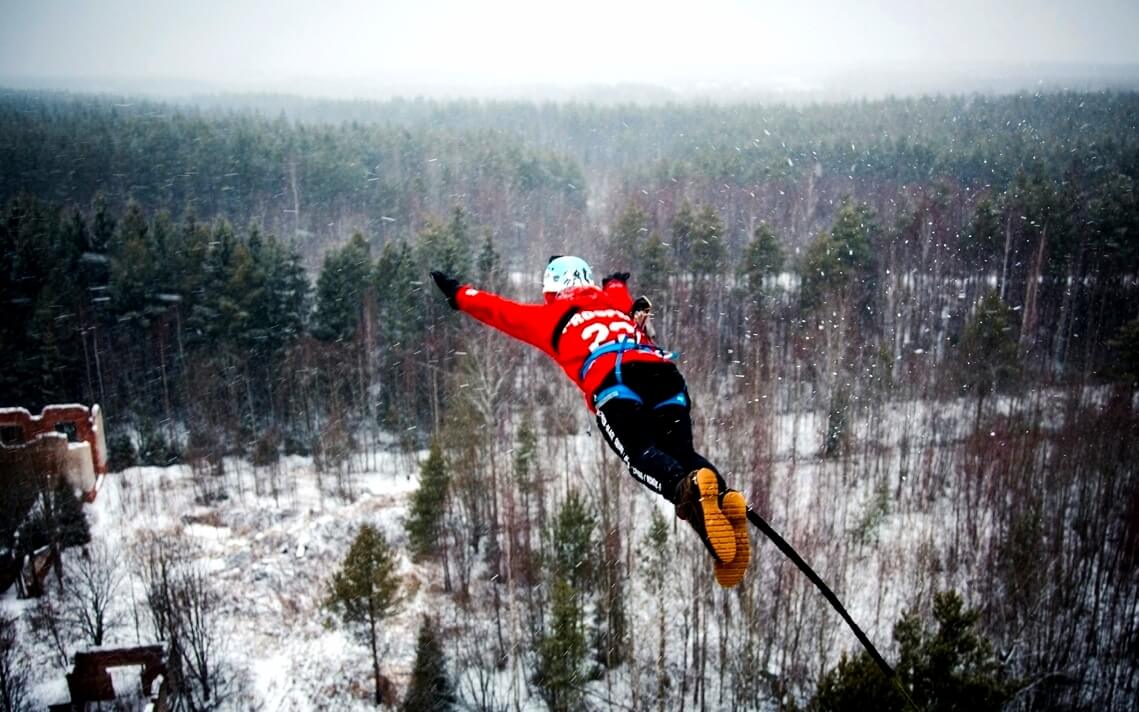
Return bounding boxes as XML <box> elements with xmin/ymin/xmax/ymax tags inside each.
<box><xmin>535</xmin><ymin>577</ymin><xmax>587</xmax><ymax>712</ymax></box>
<box><xmin>313</xmin><ymin>232</ymin><xmax>372</xmax><ymax>342</ymax></box>
<box><xmin>108</xmin><ymin>200</ymin><xmax>158</xmax><ymax>328</ymax></box>
<box><xmin>800</xmin><ymin>197</ymin><xmax>877</xmax><ymax>314</ymax></box>
<box><xmin>534</xmin><ymin>493</ymin><xmax>598</xmax><ymax>709</ymax></box>
<box><xmin>476</xmin><ymin>231</ymin><xmax>505</xmax><ymax>293</ymax></box>
<box><xmin>608</xmin><ymin>202</ymin><xmax>649</xmax><ymax>269</ymax></box>
<box><xmin>960</xmin><ymin>197</ymin><xmax>1002</xmax><ymax>274</ymax></box>
<box><xmin>51</xmin><ymin>479</ymin><xmax>91</xmax><ymax>549</ymax></box>
<box><xmin>546</xmin><ymin>491</ymin><xmax>596</xmax><ymax>591</ymax></box>
<box><xmin>400</xmin><ymin>616</ymin><xmax>457</xmax><ymax>712</ymax></box>
<box><xmin>512</xmin><ymin>415</ymin><xmax>537</xmax><ymax>492</ymax></box>
<box><xmin>375</xmin><ymin>239</ymin><xmax>421</xmax><ymax>345</ymax></box>
<box><xmin>958</xmin><ymin>290</ymin><xmax>1021</xmax><ymax>426</ymax></box>
<box><xmin>670</xmin><ymin>201</ymin><xmax>696</xmax><ymax>268</ymax></box>
<box><xmin>90</xmin><ymin>192</ymin><xmax>116</xmax><ymax>253</ymax></box>
<box><xmin>406</xmin><ymin>439</ymin><xmax>450</xmax><ymax>561</ymax></box>
<box><xmin>690</xmin><ymin>204</ymin><xmax>726</xmax><ymax>280</ymax></box>
<box><xmin>638</xmin><ymin>230</ymin><xmax>673</xmax><ymax>300</ymax></box>
<box><xmin>1107</xmin><ymin>317</ymin><xmax>1139</xmax><ymax>392</ymax></box>
<box><xmin>591</xmin><ymin>542</ymin><xmax>628</xmax><ymax>672</ymax></box>
<box><xmin>739</xmin><ymin>222</ymin><xmax>784</xmax><ymax>292</ymax></box>
<box><xmin>811</xmin><ymin>591</ymin><xmax>1013</xmax><ymax>711</ymax></box>
<box><xmin>642</xmin><ymin>508</ymin><xmax>671</xmax><ymax>710</ymax></box>
<box><xmin>185</xmin><ymin>219</ymin><xmax>240</xmax><ymax>348</ymax></box>
<box><xmin>326</xmin><ymin>524</ymin><xmax>402</xmax><ymax>706</ymax></box>
<box><xmin>740</xmin><ymin>222</ymin><xmax>785</xmax><ymax>324</ymax></box>
<box><xmin>417</xmin><ymin>208</ymin><xmax>473</xmax><ymax>279</ymax></box>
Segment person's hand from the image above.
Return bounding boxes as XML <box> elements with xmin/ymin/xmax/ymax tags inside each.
<box><xmin>631</xmin><ymin>295</ymin><xmax>651</xmax><ymax>315</ymax></box>
<box><xmin>631</xmin><ymin>295</ymin><xmax>654</xmax><ymax>337</ymax></box>
<box><xmin>430</xmin><ymin>271</ymin><xmax>461</xmax><ymax>310</ymax></box>
<box><xmin>602</xmin><ymin>271</ymin><xmax>630</xmax><ymax>287</ymax></box>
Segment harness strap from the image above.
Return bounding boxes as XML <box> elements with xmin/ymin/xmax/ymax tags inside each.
<box><xmin>594</xmin><ymin>384</ymin><xmax>644</xmax><ymax>409</ymax></box>
<box><xmin>588</xmin><ymin>336</ymin><xmax>687</xmax><ymax>410</ymax></box>
<box><xmin>579</xmin><ymin>338</ymin><xmax>667</xmax><ymax>381</ymax></box>
<box><xmin>653</xmin><ymin>391</ymin><xmax>689</xmax><ymax>409</ymax></box>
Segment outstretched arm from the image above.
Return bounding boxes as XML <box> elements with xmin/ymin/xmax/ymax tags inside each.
<box><xmin>431</xmin><ymin>271</ymin><xmax>560</xmax><ymax>354</ymax></box>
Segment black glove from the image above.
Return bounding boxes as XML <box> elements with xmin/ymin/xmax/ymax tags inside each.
<box><xmin>430</xmin><ymin>271</ymin><xmax>461</xmax><ymax>310</ymax></box>
<box><xmin>602</xmin><ymin>271</ymin><xmax>630</xmax><ymax>288</ymax></box>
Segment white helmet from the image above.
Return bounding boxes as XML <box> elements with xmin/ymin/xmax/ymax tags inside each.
<box><xmin>542</xmin><ymin>255</ymin><xmax>594</xmax><ymax>293</ymax></box>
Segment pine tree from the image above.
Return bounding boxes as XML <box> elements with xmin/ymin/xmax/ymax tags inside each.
<box><xmin>417</xmin><ymin>208</ymin><xmax>473</xmax><ymax>279</ymax></box>
<box><xmin>476</xmin><ymin>231</ymin><xmax>505</xmax><ymax>293</ymax></box>
<box><xmin>638</xmin><ymin>230</ymin><xmax>674</xmax><ymax>300</ymax></box>
<box><xmin>739</xmin><ymin>222</ymin><xmax>784</xmax><ymax>292</ymax></box>
<box><xmin>811</xmin><ymin>591</ymin><xmax>1013</xmax><ymax>711</ymax></box>
<box><xmin>670</xmin><ymin>201</ymin><xmax>696</xmax><ymax>268</ymax></box>
<box><xmin>51</xmin><ymin>479</ymin><xmax>91</xmax><ymax>549</ymax></box>
<box><xmin>406</xmin><ymin>439</ymin><xmax>450</xmax><ymax>561</ymax></box>
<box><xmin>958</xmin><ymin>290</ymin><xmax>1021</xmax><ymax>427</ymax></box>
<box><xmin>312</xmin><ymin>233</ymin><xmax>372</xmax><ymax>342</ymax></box>
<box><xmin>535</xmin><ymin>577</ymin><xmax>587</xmax><ymax>712</ymax></box>
<box><xmin>326</xmin><ymin>524</ymin><xmax>401</xmax><ymax>706</ymax></box>
<box><xmin>546</xmin><ymin>491</ymin><xmax>596</xmax><ymax>591</ymax></box>
<box><xmin>608</xmin><ymin>202</ymin><xmax>649</xmax><ymax>269</ymax></box>
<box><xmin>800</xmin><ymin>197</ymin><xmax>877</xmax><ymax>314</ymax></box>
<box><xmin>642</xmin><ymin>508</ymin><xmax>671</xmax><ymax>711</ymax></box>
<box><xmin>400</xmin><ymin>616</ymin><xmax>457</xmax><ymax>712</ymax></box>
<box><xmin>690</xmin><ymin>204</ymin><xmax>726</xmax><ymax>280</ymax></box>
<box><xmin>1107</xmin><ymin>317</ymin><xmax>1139</xmax><ymax>392</ymax></box>
<box><xmin>108</xmin><ymin>200</ymin><xmax>157</xmax><ymax>328</ymax></box>
<box><xmin>534</xmin><ymin>494</ymin><xmax>598</xmax><ymax>710</ymax></box>
<box><xmin>961</xmin><ymin>197</ymin><xmax>1002</xmax><ymax>275</ymax></box>
<box><xmin>375</xmin><ymin>239</ymin><xmax>421</xmax><ymax>345</ymax></box>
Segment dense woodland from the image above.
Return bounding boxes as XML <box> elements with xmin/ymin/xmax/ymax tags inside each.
<box><xmin>2</xmin><ymin>88</ymin><xmax>1139</xmax><ymax>710</ymax></box>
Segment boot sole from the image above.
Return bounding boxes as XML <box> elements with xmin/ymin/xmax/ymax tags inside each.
<box><xmin>695</xmin><ymin>468</ymin><xmax>736</xmax><ymax>563</ymax></box>
<box><xmin>714</xmin><ymin>490</ymin><xmax>750</xmax><ymax>588</ymax></box>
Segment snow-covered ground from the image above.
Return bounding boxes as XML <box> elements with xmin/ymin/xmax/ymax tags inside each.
<box><xmin>8</xmin><ymin>452</ymin><xmax>441</xmax><ymax>710</ymax></box>
<box><xmin>7</xmin><ymin>387</ymin><xmax>1126</xmax><ymax>709</ymax></box>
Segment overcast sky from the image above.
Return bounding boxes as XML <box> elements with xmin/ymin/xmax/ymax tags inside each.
<box><xmin>2</xmin><ymin>0</ymin><xmax>1138</xmax><ymax>91</ymax></box>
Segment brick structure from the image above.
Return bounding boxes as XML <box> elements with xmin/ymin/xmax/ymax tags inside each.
<box><xmin>0</xmin><ymin>404</ymin><xmax>106</xmax><ymax>500</ymax></box>
<box><xmin>65</xmin><ymin>645</ymin><xmax>167</xmax><ymax>708</ymax></box>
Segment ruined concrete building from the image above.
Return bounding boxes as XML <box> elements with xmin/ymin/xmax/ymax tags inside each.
<box><xmin>0</xmin><ymin>403</ymin><xmax>107</xmax><ymax>501</ymax></box>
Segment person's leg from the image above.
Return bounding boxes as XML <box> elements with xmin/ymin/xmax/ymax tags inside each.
<box><xmin>652</xmin><ymin>400</ymin><xmax>720</xmax><ymax>482</ymax></box>
<box><xmin>595</xmin><ymin>397</ymin><xmax>689</xmax><ymax>501</ymax></box>
<box><xmin>642</xmin><ymin>377</ymin><xmax>750</xmax><ymax>585</ymax></box>
<box><xmin>595</xmin><ymin>362</ymin><xmax>745</xmax><ymax>575</ymax></box>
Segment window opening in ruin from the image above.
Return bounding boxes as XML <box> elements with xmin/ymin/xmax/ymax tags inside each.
<box><xmin>0</xmin><ymin>425</ymin><xmax>22</xmax><ymax>445</ymax></box>
<box><xmin>55</xmin><ymin>421</ymin><xmax>79</xmax><ymax>443</ymax></box>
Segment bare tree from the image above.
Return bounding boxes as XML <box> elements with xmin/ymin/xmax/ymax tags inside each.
<box><xmin>0</xmin><ymin>614</ymin><xmax>30</xmax><ymax>712</ymax></box>
<box><xmin>62</xmin><ymin>541</ymin><xmax>124</xmax><ymax>647</ymax></box>
<box><xmin>137</xmin><ymin>533</ymin><xmax>246</xmax><ymax>711</ymax></box>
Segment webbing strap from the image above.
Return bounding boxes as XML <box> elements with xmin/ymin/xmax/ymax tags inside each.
<box><xmin>594</xmin><ymin>384</ymin><xmax>644</xmax><ymax>409</ymax></box>
<box><xmin>653</xmin><ymin>391</ymin><xmax>689</xmax><ymax>409</ymax></box>
<box><xmin>579</xmin><ymin>338</ymin><xmax>667</xmax><ymax>381</ymax></box>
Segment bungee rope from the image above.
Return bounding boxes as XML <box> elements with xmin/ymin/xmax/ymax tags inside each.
<box><xmin>745</xmin><ymin>508</ymin><xmax>923</xmax><ymax>711</ymax></box>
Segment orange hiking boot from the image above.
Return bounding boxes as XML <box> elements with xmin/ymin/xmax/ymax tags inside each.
<box><xmin>713</xmin><ymin>490</ymin><xmax>750</xmax><ymax>588</ymax></box>
<box><xmin>674</xmin><ymin>468</ymin><xmax>736</xmax><ymax>564</ymax></box>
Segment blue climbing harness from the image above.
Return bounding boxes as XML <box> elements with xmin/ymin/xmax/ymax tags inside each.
<box><xmin>585</xmin><ymin>337</ymin><xmax>687</xmax><ymax>410</ymax></box>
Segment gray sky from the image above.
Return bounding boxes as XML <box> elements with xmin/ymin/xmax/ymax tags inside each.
<box><xmin>2</xmin><ymin>0</ymin><xmax>1138</xmax><ymax>91</ymax></box>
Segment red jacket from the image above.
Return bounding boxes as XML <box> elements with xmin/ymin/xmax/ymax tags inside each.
<box><xmin>454</xmin><ymin>279</ymin><xmax>671</xmax><ymax>410</ymax></box>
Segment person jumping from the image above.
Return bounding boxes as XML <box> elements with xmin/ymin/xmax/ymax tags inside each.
<box><xmin>430</xmin><ymin>256</ymin><xmax>749</xmax><ymax>587</ymax></box>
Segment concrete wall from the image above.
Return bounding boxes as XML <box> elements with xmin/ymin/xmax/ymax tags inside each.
<box><xmin>0</xmin><ymin>404</ymin><xmax>106</xmax><ymax>498</ymax></box>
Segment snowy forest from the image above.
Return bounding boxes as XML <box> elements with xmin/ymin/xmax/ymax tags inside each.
<box><xmin>1</xmin><ymin>88</ymin><xmax>1138</xmax><ymax>710</ymax></box>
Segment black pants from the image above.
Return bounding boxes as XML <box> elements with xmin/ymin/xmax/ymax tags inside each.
<box><xmin>594</xmin><ymin>361</ymin><xmax>718</xmax><ymax>502</ymax></box>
